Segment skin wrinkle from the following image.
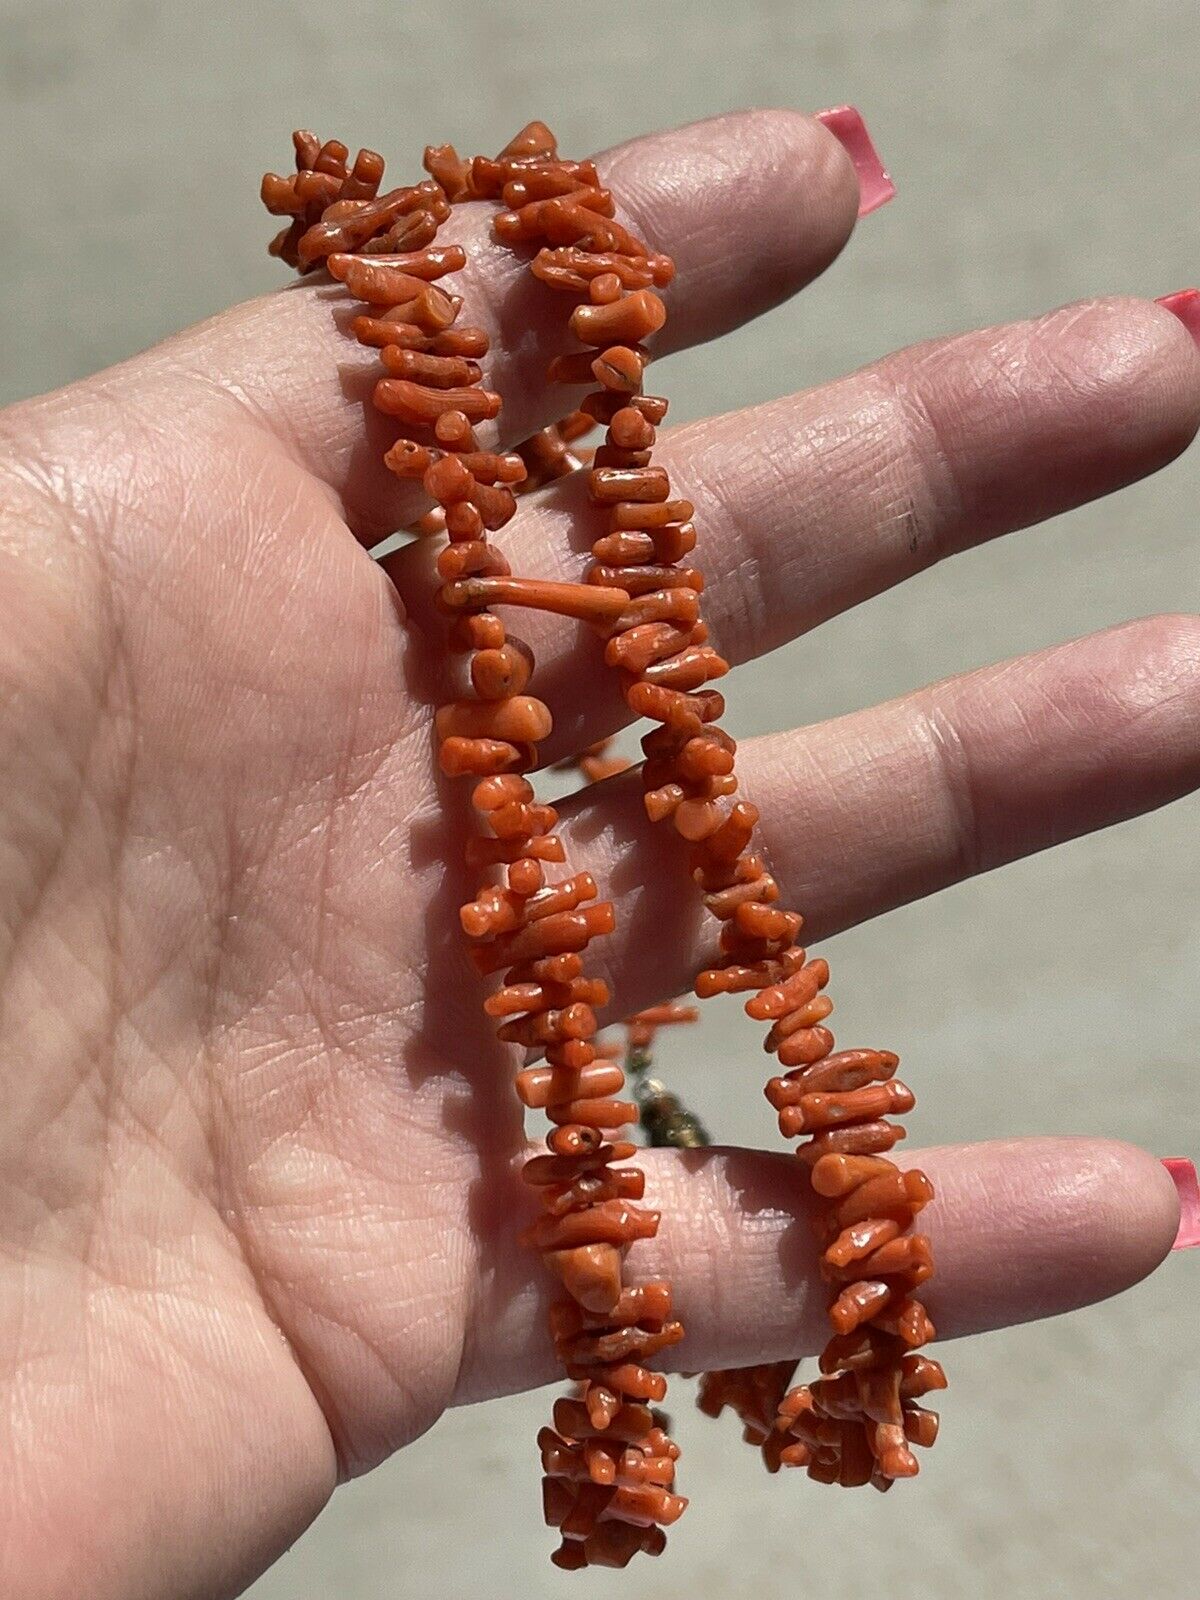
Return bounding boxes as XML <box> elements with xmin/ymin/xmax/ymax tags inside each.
<box><xmin>980</xmin><ymin>665</ymin><xmax>1085</xmax><ymax>857</ymax></box>
<box><xmin>1</xmin><ymin>672</ymin><xmax>140</xmax><ymax>1254</ymax></box>
<box><xmin>916</xmin><ymin>695</ymin><xmax>985</xmax><ymax>882</ymax></box>
<box><xmin>682</xmin><ymin>385</ymin><xmax>913</xmax><ymax>664</ymax></box>
<box><xmin>693</xmin><ymin>419</ymin><xmax>808</xmax><ymax>658</ymax></box>
<box><xmin>107</xmin><ymin>844</ymin><xmax>217</xmax><ymax>1018</ymax></box>
<box><xmin>49</xmin><ymin>406</ymin><xmax>191</xmax><ymax>573</ymax></box>
<box><xmin>49</xmin><ymin>1266</ymin><xmax>324</xmax><ymax>1594</ymax></box>
<box><xmin>257</xmin><ymin>1222</ymin><xmax>460</xmax><ymax>1469</ymax></box>
<box><xmin>206</xmin><ymin>939</ymin><xmax>479</xmax><ymax>1464</ymax></box>
<box><xmin>85</xmin><ymin>582</ymin><xmax>251</xmax><ymax>1328</ymax></box>
<box><xmin>239</xmin><ymin>883</ymin><xmax>430</xmax><ymax>1053</ymax></box>
<box><xmin>263</xmin><ymin>702</ymin><xmax>425</xmax><ymax>865</ymax></box>
<box><xmin>32</xmin><ymin>457</ymin><xmax>336</xmax><ymax>1126</ymax></box>
<box><xmin>208</xmin><ymin>773</ymin><xmax>321</xmax><ymax>1011</ymax></box>
<box><xmin>225</xmin><ymin>1009</ymin><xmax>350</xmax><ymax>1147</ymax></box>
<box><xmin>305</xmin><ymin>636</ymin><xmax>374</xmax><ymax>993</ymax></box>
<box><xmin>797</xmin><ymin>391</ymin><xmax>914</xmax><ymax>602</ymax></box>
<box><xmin>0</xmin><ymin>576</ymin><xmax>113</xmax><ymax>989</ymax></box>
<box><xmin>261</xmin><ymin>1270</ymin><xmax>420</xmax><ymax>1427</ymax></box>
<box><xmin>105</xmin><ymin>1068</ymin><xmax>209</xmax><ymax>1212</ymax></box>
<box><xmin>0</xmin><ymin>717</ymin><xmax>101</xmax><ymax>995</ymax></box>
<box><xmin>0</xmin><ymin>435</ymin><xmax>104</xmax><ymax>565</ymax></box>
<box><xmin>210</xmin><ymin>1163</ymin><xmax>374</xmax><ymax>1476</ymax></box>
<box><xmin>161</xmin><ymin>357</ymin><xmax>344</xmax><ymax>515</ymax></box>
<box><xmin>197</xmin><ymin>645</ymin><xmax>431</xmax><ymax>1066</ymax></box>
<box><xmin>142</xmin><ymin>569</ymin><xmax>451</xmax><ymax>1491</ymax></box>
<box><xmin>3</xmin><ymin>1083</ymin><xmax>110</xmax><ymax>1262</ymax></box>
<box><xmin>160</xmin><ymin>294</ymin><xmax>382</xmax><ymax>508</ymax></box>
<box><xmin>883</xmin><ymin>366</ymin><xmax>966</xmax><ymax>574</ymax></box>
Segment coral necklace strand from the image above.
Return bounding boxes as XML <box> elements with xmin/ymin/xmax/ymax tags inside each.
<box><xmin>453</xmin><ymin>121</ymin><xmax>947</xmax><ymax>1488</ymax></box>
<box><xmin>263</xmin><ymin>128</ymin><xmax>685</xmax><ymax>1572</ymax></box>
<box><xmin>260</xmin><ymin>119</ymin><xmax>945</xmax><ymax>1569</ymax></box>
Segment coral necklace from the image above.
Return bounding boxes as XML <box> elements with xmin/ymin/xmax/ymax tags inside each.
<box><xmin>261</xmin><ymin>119</ymin><xmax>945</xmax><ymax>1571</ymax></box>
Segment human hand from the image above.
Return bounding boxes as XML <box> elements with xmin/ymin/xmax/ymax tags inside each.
<box><xmin>0</xmin><ymin>109</ymin><xmax>1196</xmax><ymax>1600</ymax></box>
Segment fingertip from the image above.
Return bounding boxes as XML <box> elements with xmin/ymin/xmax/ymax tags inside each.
<box><xmin>599</xmin><ymin>107</ymin><xmax>862</xmax><ymax>352</ymax></box>
<box><xmin>739</xmin><ymin>106</ymin><xmax>870</xmax><ymax>291</ymax></box>
<box><xmin>1041</xmin><ymin>295</ymin><xmax>1200</xmax><ymax>463</ymax></box>
<box><xmin>1074</xmin><ymin>1137</ymin><xmax>1181</xmax><ymax>1286</ymax></box>
<box><xmin>799</xmin><ymin>107</ymin><xmax>866</xmax><ymax>266</ymax></box>
<box><xmin>989</xmin><ymin>612</ymin><xmax>1200</xmax><ymax>829</ymax></box>
<box><xmin>928</xmin><ymin>1137</ymin><xmax>1181</xmax><ymax>1338</ymax></box>
<box><xmin>1094</xmin><ymin>612</ymin><xmax>1200</xmax><ymax>768</ymax></box>
<box><xmin>1152</xmin><ymin>288</ymin><xmax>1200</xmax><ymax>356</ymax></box>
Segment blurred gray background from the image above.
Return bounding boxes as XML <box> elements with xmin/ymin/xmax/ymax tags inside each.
<box><xmin>2</xmin><ymin>1</ymin><xmax>1198</xmax><ymax>1596</ymax></box>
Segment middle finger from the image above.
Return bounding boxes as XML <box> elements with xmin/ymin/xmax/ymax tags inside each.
<box><xmin>388</xmin><ymin>294</ymin><xmax>1200</xmax><ymax>762</ymax></box>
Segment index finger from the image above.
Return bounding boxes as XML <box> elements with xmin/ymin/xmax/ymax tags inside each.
<box><xmin>170</xmin><ymin>108</ymin><xmax>866</xmax><ymax>540</ymax></box>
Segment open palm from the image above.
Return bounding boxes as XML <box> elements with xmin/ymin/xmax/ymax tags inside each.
<box><xmin>0</xmin><ymin>110</ymin><xmax>1195</xmax><ymax>1600</ymax></box>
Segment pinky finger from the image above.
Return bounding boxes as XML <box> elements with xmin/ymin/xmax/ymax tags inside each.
<box><xmin>456</xmin><ymin>1135</ymin><xmax>1180</xmax><ymax>1403</ymax></box>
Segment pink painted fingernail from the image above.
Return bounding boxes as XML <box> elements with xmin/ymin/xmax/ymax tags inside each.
<box><xmin>1162</xmin><ymin>1158</ymin><xmax>1200</xmax><ymax>1250</ymax></box>
<box><xmin>815</xmin><ymin>106</ymin><xmax>896</xmax><ymax>217</ymax></box>
<box><xmin>1156</xmin><ymin>289</ymin><xmax>1200</xmax><ymax>345</ymax></box>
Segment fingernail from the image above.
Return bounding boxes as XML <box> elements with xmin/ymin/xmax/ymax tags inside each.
<box><xmin>815</xmin><ymin>106</ymin><xmax>896</xmax><ymax>217</ymax></box>
<box><xmin>1162</xmin><ymin>1158</ymin><xmax>1200</xmax><ymax>1250</ymax></box>
<box><xmin>1155</xmin><ymin>289</ymin><xmax>1200</xmax><ymax>345</ymax></box>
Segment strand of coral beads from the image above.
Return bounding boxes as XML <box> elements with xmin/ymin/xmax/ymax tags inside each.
<box><xmin>261</xmin><ymin>128</ymin><xmax>686</xmax><ymax>1569</ymax></box>
<box><xmin>440</xmin><ymin>121</ymin><xmax>947</xmax><ymax>1491</ymax></box>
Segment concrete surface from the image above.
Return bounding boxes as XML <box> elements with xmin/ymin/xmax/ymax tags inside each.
<box><xmin>2</xmin><ymin>2</ymin><xmax>1198</xmax><ymax>1596</ymax></box>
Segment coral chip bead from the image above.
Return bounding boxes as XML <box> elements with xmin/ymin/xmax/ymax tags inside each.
<box><xmin>435</xmin><ymin>694</ymin><xmax>553</xmax><ymax>743</ymax></box>
<box><xmin>471</xmin><ymin>641</ymin><xmax>533</xmax><ymax>699</ymax></box>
